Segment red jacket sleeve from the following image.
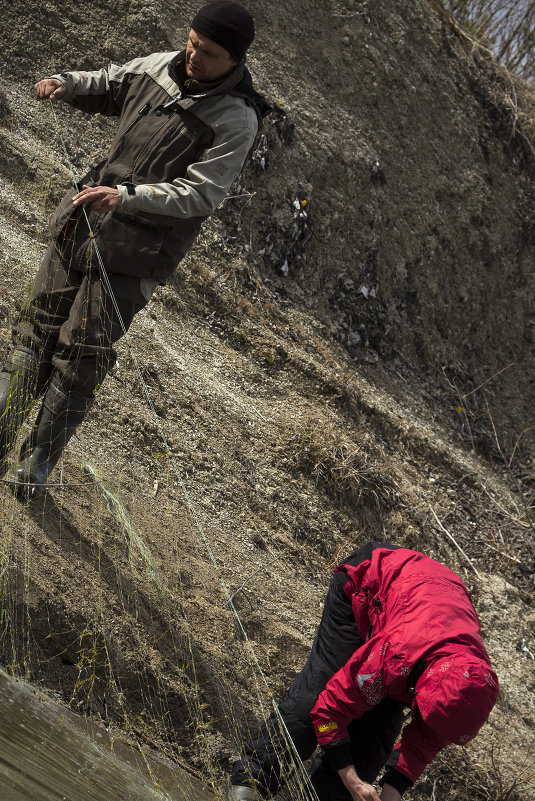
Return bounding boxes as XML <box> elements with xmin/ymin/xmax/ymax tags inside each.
<box><xmin>310</xmin><ymin>634</ymin><xmax>396</xmax><ymax>745</ymax></box>
<box><xmin>310</xmin><ymin>632</ymin><xmax>448</xmax><ymax>784</ymax></box>
<box><xmin>387</xmin><ymin>717</ymin><xmax>444</xmax><ymax>784</ymax></box>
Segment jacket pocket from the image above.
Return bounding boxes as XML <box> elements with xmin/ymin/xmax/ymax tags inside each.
<box><xmin>150</xmin><ymin>221</ymin><xmax>201</xmax><ymax>283</ymax></box>
<box><xmin>93</xmin><ymin>211</ymin><xmax>169</xmax><ymax>279</ymax></box>
<box><xmin>48</xmin><ymin>163</ymin><xmax>104</xmax><ymax>239</ymax></box>
<box><xmin>49</xmin><ymin>191</ymin><xmax>81</xmax><ymax>239</ymax></box>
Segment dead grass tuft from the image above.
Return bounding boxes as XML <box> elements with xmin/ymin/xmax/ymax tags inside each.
<box><xmin>414</xmin><ymin>744</ymin><xmax>532</xmax><ymax>801</ymax></box>
<box><xmin>286</xmin><ymin>417</ymin><xmax>396</xmax><ymax>512</ymax></box>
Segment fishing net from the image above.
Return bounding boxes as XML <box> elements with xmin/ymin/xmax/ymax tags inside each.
<box><xmin>0</xmin><ymin>96</ymin><xmax>324</xmax><ymax>801</ymax></box>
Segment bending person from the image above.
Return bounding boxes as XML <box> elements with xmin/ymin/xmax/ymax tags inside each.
<box><xmin>227</xmin><ymin>542</ymin><xmax>498</xmax><ymax>801</ymax></box>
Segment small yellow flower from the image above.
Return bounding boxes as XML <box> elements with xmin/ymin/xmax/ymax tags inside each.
<box><xmin>456</xmin><ymin>406</ymin><xmax>462</xmax><ymax>413</ymax></box>
<box><xmin>301</xmin><ymin>199</ymin><xmax>307</xmax><ymax>206</ymax></box>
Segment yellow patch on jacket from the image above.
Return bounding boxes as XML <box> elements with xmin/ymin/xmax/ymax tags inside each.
<box><xmin>317</xmin><ymin>720</ymin><xmax>338</xmax><ymax>733</ymax></box>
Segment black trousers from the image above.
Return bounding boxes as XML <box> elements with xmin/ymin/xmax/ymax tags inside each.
<box><xmin>12</xmin><ymin>216</ymin><xmax>149</xmax><ymax>398</ymax></box>
<box><xmin>231</xmin><ymin>543</ymin><xmax>405</xmax><ymax>800</ymax></box>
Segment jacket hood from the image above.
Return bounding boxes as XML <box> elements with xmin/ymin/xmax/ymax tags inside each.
<box><xmin>414</xmin><ymin>654</ymin><xmax>499</xmax><ymax>746</ymax></box>
<box><xmin>231</xmin><ymin>65</ymin><xmax>272</xmax><ymax>119</ymax></box>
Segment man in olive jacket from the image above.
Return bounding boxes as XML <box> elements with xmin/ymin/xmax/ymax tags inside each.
<box><xmin>1</xmin><ymin>0</ymin><xmax>268</xmax><ymax>499</ymax></box>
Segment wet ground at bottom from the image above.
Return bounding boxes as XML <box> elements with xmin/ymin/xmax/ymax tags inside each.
<box><xmin>0</xmin><ymin>669</ymin><xmax>213</xmax><ymax>801</ymax></box>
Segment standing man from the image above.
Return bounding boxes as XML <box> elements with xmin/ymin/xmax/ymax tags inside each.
<box><xmin>227</xmin><ymin>543</ymin><xmax>498</xmax><ymax>801</ymax></box>
<box><xmin>1</xmin><ymin>0</ymin><xmax>269</xmax><ymax>499</ymax></box>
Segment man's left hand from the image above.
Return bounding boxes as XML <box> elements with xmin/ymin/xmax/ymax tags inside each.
<box><xmin>72</xmin><ymin>185</ymin><xmax>118</xmax><ymax>213</ymax></box>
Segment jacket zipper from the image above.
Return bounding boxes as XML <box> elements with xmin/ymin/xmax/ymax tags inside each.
<box><xmin>103</xmin><ymin>101</ymin><xmax>153</xmax><ymax>179</ymax></box>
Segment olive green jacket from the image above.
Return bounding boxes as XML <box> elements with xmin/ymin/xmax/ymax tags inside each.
<box><xmin>50</xmin><ymin>51</ymin><xmax>260</xmax><ymax>281</ymax></box>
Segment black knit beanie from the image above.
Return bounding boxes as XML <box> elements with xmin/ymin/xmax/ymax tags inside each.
<box><xmin>191</xmin><ymin>1</ymin><xmax>255</xmax><ymax>62</ymax></box>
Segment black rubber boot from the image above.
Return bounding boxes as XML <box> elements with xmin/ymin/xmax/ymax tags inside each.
<box><xmin>0</xmin><ymin>348</ymin><xmax>53</xmax><ymax>471</ymax></box>
<box><xmin>225</xmin><ymin>784</ymin><xmax>256</xmax><ymax>801</ymax></box>
<box><xmin>17</xmin><ymin>403</ymin><xmax>44</xmax><ymax>465</ymax></box>
<box><xmin>14</xmin><ymin>381</ymin><xmax>93</xmax><ymax>501</ymax></box>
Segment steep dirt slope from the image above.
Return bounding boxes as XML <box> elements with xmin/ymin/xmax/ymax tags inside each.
<box><xmin>0</xmin><ymin>1</ymin><xmax>534</xmax><ymax>799</ymax></box>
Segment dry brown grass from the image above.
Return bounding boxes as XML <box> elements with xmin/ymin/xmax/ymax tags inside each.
<box><xmin>286</xmin><ymin>417</ymin><xmax>396</xmax><ymax>513</ymax></box>
<box><xmin>414</xmin><ymin>743</ymin><xmax>533</xmax><ymax>801</ymax></box>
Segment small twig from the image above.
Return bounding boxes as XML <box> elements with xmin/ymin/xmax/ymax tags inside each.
<box><xmin>508</xmin><ymin>424</ymin><xmax>535</xmax><ymax>467</ymax></box>
<box><xmin>480</xmin><ymin>484</ymin><xmax>529</xmax><ymax>529</ymax></box>
<box><xmin>461</xmin><ymin>362</ymin><xmax>515</xmax><ymax>400</ymax></box>
<box><xmin>429</xmin><ymin>504</ymin><xmax>482</xmax><ymax>579</ymax></box>
<box><xmin>442</xmin><ymin>366</ymin><xmax>476</xmax><ymax>452</ymax></box>
<box><xmin>485</xmin><ymin>401</ymin><xmax>535</xmax><ymax>532</ymax></box>
<box><xmin>229</xmin><ymin>564</ymin><xmax>270</xmax><ymax>605</ymax></box>
<box><xmin>326</xmin><ymin>528</ymin><xmax>366</xmax><ymax>570</ymax></box>
<box><xmin>1</xmin><ymin>476</ymin><xmax>97</xmax><ymax>489</ymax></box>
<box><xmin>221</xmin><ymin>191</ymin><xmax>256</xmax><ymax>202</ymax></box>
<box><xmin>485</xmin><ymin>542</ymin><xmax>521</xmax><ymax>564</ymax></box>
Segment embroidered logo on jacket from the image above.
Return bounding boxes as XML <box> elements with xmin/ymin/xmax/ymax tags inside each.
<box><xmin>357</xmin><ymin>672</ymin><xmax>385</xmax><ymax>706</ymax></box>
<box><xmin>357</xmin><ymin>672</ymin><xmax>376</xmax><ymax>688</ymax></box>
<box><xmin>317</xmin><ymin>721</ymin><xmax>338</xmax><ymax>733</ymax></box>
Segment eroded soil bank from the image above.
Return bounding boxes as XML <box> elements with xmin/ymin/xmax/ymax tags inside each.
<box><xmin>0</xmin><ymin>1</ymin><xmax>534</xmax><ymax>799</ymax></box>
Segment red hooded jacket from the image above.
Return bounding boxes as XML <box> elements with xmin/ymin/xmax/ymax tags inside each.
<box><xmin>310</xmin><ymin>548</ymin><xmax>498</xmax><ymax>785</ymax></box>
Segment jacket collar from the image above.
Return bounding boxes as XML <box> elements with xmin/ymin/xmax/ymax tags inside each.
<box><xmin>168</xmin><ymin>51</ymin><xmax>271</xmax><ymax>123</ymax></box>
<box><xmin>168</xmin><ymin>50</ymin><xmax>247</xmax><ymax>98</ymax></box>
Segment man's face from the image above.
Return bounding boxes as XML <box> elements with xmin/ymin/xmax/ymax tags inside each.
<box><xmin>185</xmin><ymin>29</ymin><xmax>237</xmax><ymax>82</ymax></box>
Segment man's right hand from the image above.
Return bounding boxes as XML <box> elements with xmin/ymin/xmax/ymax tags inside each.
<box><xmin>34</xmin><ymin>79</ymin><xmax>66</xmax><ymax>101</ymax></box>
<box><xmin>338</xmin><ymin>765</ymin><xmax>381</xmax><ymax>801</ymax></box>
